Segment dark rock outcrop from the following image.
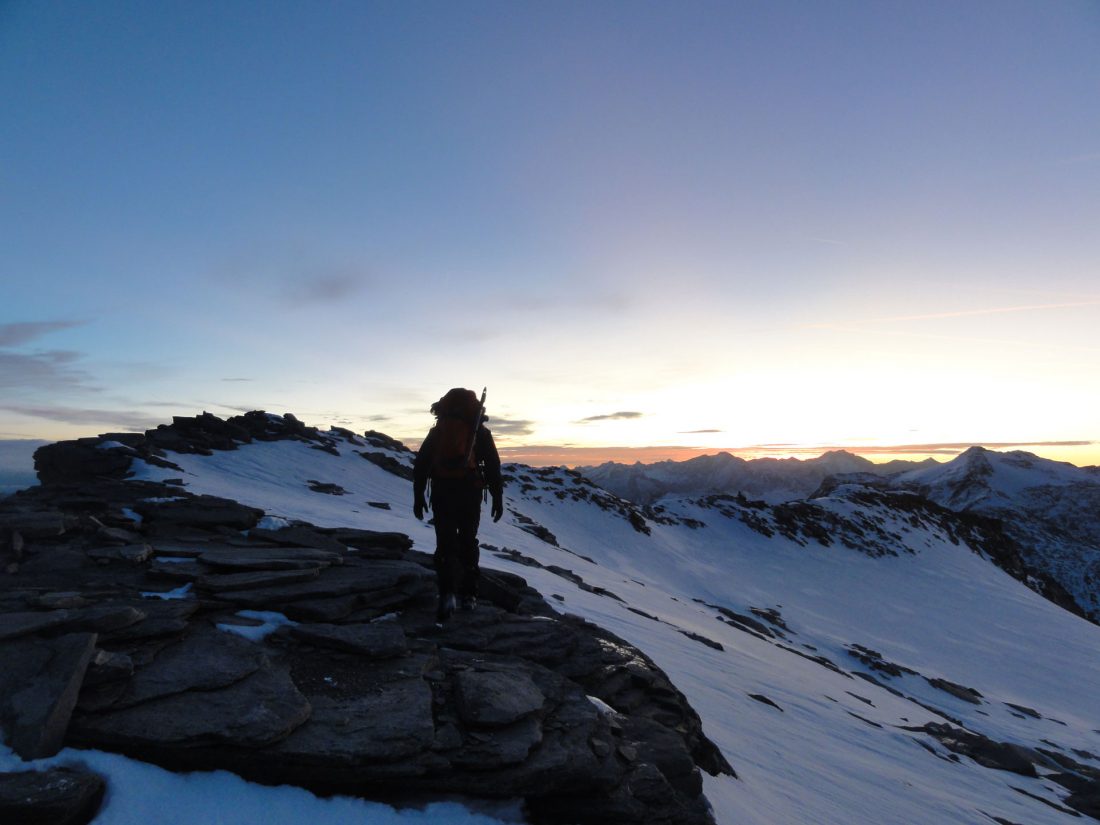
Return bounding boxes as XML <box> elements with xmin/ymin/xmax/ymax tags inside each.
<box><xmin>0</xmin><ymin>460</ymin><xmax>728</xmax><ymax>824</ymax></box>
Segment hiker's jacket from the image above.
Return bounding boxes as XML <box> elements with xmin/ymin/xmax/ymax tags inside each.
<box><xmin>413</xmin><ymin>421</ymin><xmax>503</xmax><ymax>502</ymax></box>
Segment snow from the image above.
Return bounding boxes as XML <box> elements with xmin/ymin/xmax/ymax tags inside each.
<box><xmin>586</xmin><ymin>695</ymin><xmax>618</xmax><ymax>717</ymax></box>
<box><xmin>0</xmin><ymin>739</ymin><xmax>521</xmax><ymax>825</ymax></box>
<box><xmin>96</xmin><ymin>441</ymin><xmax>134</xmax><ymax>452</ymax></box>
<box><xmin>140</xmin><ymin>583</ymin><xmax>193</xmax><ymax>600</ymax></box>
<box><xmin>255</xmin><ymin>515</ymin><xmax>293</xmax><ymax>531</ymax></box>
<box><xmin>120</xmin><ymin>507</ymin><xmax>142</xmax><ymax>525</ymax></box>
<box><xmin>216</xmin><ymin>610</ymin><xmax>297</xmax><ymax>641</ymax></box>
<box><xmin>127</xmin><ymin>438</ymin><xmax>1100</xmax><ymax>824</ymax></box>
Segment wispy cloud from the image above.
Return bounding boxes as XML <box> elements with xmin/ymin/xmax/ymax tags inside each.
<box><xmin>1055</xmin><ymin>151</ymin><xmax>1100</xmax><ymax>166</ymax></box>
<box><xmin>222</xmin><ymin>377</ymin><xmax>253</xmax><ymax>382</ymax></box>
<box><xmin>283</xmin><ymin>270</ymin><xmax>368</xmax><ymax>305</ymax></box>
<box><xmin>0</xmin><ymin>404</ymin><xmax>158</xmax><ymax>430</ymax></box>
<box><xmin>0</xmin><ymin>320</ymin><xmax>84</xmax><ymax>347</ymax></box>
<box><xmin>679</xmin><ymin>428</ymin><xmax>723</xmax><ymax>434</ymax></box>
<box><xmin>808</xmin><ymin>300</ymin><xmax>1100</xmax><ymax>328</ymax></box>
<box><xmin>577</xmin><ymin>411</ymin><xmax>645</xmax><ymax>423</ymax></box>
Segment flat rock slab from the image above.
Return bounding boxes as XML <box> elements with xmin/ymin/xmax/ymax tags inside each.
<box><xmin>450</xmin><ymin>715</ymin><xmax>544</xmax><ymax>769</ymax></box>
<box><xmin>456</xmin><ymin>668</ymin><xmax>547</xmax><ymax>727</ymax></box>
<box><xmin>113</xmin><ymin>626</ymin><xmax>267</xmax><ymax>708</ymax></box>
<box><xmin>326</xmin><ymin>528</ymin><xmax>412</xmax><ymax>556</ymax></box>
<box><xmin>217</xmin><ymin>561</ymin><xmax>431</xmax><ymax>608</ymax></box>
<box><xmin>249</xmin><ymin>525</ymin><xmax>346</xmax><ymax>553</ymax></box>
<box><xmin>0</xmin><ymin>510</ymin><xmax>66</xmax><ymax>538</ymax></box>
<box><xmin>86</xmin><ymin>544</ymin><xmax>153</xmax><ymax>564</ymax></box>
<box><xmin>137</xmin><ymin>496</ymin><xmax>263</xmax><ymax>530</ymax></box>
<box><xmin>273</xmin><ymin>681</ymin><xmax>434</xmax><ymax>763</ymax></box>
<box><xmin>289</xmin><ymin>622</ymin><xmax>407</xmax><ymax>658</ymax></box>
<box><xmin>72</xmin><ymin>664</ymin><xmax>311</xmax><ymax>749</ymax></box>
<box><xmin>198</xmin><ymin>567</ymin><xmax>322</xmax><ymax>592</ymax></box>
<box><xmin>198</xmin><ymin>546</ymin><xmax>342</xmax><ymax>571</ymax></box>
<box><xmin>104</xmin><ymin>599</ymin><xmax>199</xmax><ymax>642</ymax></box>
<box><xmin>60</xmin><ymin>605</ymin><xmax>146</xmax><ymax>634</ymax></box>
<box><xmin>147</xmin><ymin>559</ymin><xmax>207</xmax><ymax>582</ymax></box>
<box><xmin>0</xmin><ymin>632</ymin><xmax>97</xmax><ymax>758</ymax></box>
<box><xmin>0</xmin><ymin>610</ymin><xmax>74</xmax><ymax>641</ymax></box>
<box><xmin>0</xmin><ymin>767</ymin><xmax>106</xmax><ymax>825</ymax></box>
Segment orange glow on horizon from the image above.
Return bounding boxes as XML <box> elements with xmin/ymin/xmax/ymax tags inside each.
<box><xmin>494</xmin><ymin>441</ymin><xmax>1099</xmax><ymax>469</ymax></box>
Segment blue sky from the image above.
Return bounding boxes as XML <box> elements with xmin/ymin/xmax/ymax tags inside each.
<box><xmin>2</xmin><ymin>1</ymin><xmax>1098</xmax><ymax>464</ymax></box>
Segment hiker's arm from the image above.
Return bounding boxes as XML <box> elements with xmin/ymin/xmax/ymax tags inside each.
<box><xmin>478</xmin><ymin>426</ymin><xmax>505</xmax><ymax>521</ymax></box>
<box><xmin>413</xmin><ymin>429</ymin><xmax>434</xmax><ymax>518</ymax></box>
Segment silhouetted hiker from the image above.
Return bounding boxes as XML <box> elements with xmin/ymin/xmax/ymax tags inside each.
<box><xmin>413</xmin><ymin>387</ymin><xmax>504</xmax><ymax>623</ymax></box>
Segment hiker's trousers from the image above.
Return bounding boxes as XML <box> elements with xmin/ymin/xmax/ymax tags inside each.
<box><xmin>430</xmin><ymin>478</ymin><xmax>482</xmax><ymax>598</ymax></box>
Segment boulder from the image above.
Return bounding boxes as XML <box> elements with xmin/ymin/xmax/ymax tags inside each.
<box><xmin>34</xmin><ymin>440</ymin><xmax>132</xmax><ymax>484</ymax></box>
<box><xmin>0</xmin><ymin>767</ymin><xmax>106</xmax><ymax>825</ymax></box>
<box><xmin>0</xmin><ymin>632</ymin><xmax>97</xmax><ymax>758</ymax></box>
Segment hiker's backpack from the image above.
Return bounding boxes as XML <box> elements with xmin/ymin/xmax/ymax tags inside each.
<box><xmin>429</xmin><ymin>387</ymin><xmax>482</xmax><ymax>481</ymax></box>
<box><xmin>431</xmin><ymin>414</ymin><xmax>478</xmax><ymax>480</ymax></box>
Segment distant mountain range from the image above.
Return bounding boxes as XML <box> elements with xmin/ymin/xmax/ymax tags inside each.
<box><xmin>844</xmin><ymin>446</ymin><xmax>1100</xmax><ymax>619</ymax></box>
<box><xmin>579</xmin><ymin>449</ymin><xmax>937</xmax><ymax>504</ymax></box>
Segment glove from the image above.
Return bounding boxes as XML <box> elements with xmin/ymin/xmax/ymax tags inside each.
<box><xmin>491</xmin><ymin>494</ymin><xmax>504</xmax><ymax>523</ymax></box>
<box><xmin>414</xmin><ymin>493</ymin><xmax>427</xmax><ymax>521</ymax></box>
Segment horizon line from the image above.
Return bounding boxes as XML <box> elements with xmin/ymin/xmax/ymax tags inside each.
<box><xmin>495</xmin><ymin>440</ymin><xmax>1095</xmax><ymax>468</ymax></box>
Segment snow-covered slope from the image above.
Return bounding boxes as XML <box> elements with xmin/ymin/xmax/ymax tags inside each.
<box><xmin>875</xmin><ymin>446</ymin><xmax>1100</xmax><ymax>619</ymax></box>
<box><xmin>581</xmin><ymin>450</ymin><xmax>933</xmax><ymax>505</ymax></box>
<box><xmin>123</xmin><ymin>426</ymin><xmax>1100</xmax><ymax>825</ymax></box>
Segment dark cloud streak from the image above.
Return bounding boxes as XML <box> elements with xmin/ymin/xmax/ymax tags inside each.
<box><xmin>578</xmin><ymin>411</ymin><xmax>644</xmax><ymax>423</ymax></box>
<box><xmin>487</xmin><ymin>417</ymin><xmax>536</xmax><ymax>437</ymax></box>
<box><xmin>0</xmin><ymin>351</ymin><xmax>100</xmax><ymax>393</ymax></box>
<box><xmin>0</xmin><ymin>320</ymin><xmax>84</xmax><ymax>347</ymax></box>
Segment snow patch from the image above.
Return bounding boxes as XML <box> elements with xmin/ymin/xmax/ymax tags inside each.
<box><xmin>141</xmin><ymin>583</ymin><xmax>193</xmax><ymax>600</ymax></box>
<box><xmin>217</xmin><ymin>610</ymin><xmax>298</xmax><ymax>641</ymax></box>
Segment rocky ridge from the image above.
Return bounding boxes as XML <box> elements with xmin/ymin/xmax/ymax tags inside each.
<box><xmin>0</xmin><ymin>412</ymin><xmax>731</xmax><ymax>824</ymax></box>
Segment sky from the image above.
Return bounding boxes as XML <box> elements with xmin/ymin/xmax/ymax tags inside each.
<box><xmin>2</xmin><ymin>0</ymin><xmax>1098</xmax><ymax>467</ymax></box>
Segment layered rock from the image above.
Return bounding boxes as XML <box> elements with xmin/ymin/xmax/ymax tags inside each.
<box><xmin>0</xmin><ymin>466</ymin><xmax>729</xmax><ymax>823</ymax></box>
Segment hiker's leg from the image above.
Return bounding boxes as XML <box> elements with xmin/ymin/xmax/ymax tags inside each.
<box><xmin>456</xmin><ymin>485</ymin><xmax>482</xmax><ymax>599</ymax></box>
<box><xmin>431</xmin><ymin>485</ymin><xmax>462</xmax><ymax>599</ymax></box>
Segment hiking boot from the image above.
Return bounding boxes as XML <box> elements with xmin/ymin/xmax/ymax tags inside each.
<box><xmin>459</xmin><ymin>595</ymin><xmax>477</xmax><ymax>612</ymax></box>
<box><xmin>436</xmin><ymin>594</ymin><xmax>457</xmax><ymax>623</ymax></box>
